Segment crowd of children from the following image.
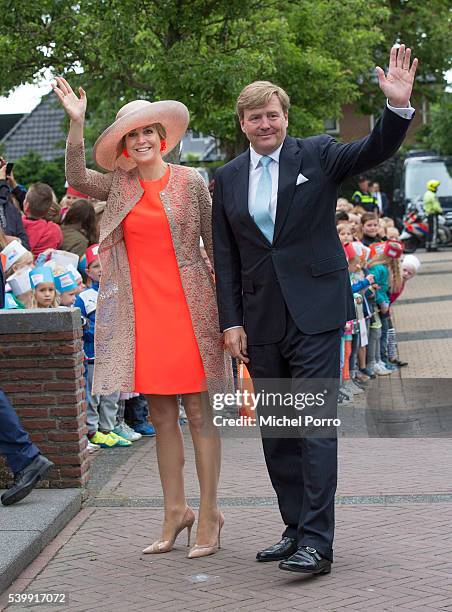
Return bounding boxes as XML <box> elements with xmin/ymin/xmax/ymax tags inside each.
<box><xmin>1</xmin><ymin>180</ymin><xmax>156</xmax><ymax>452</ymax></box>
<box><xmin>335</xmin><ymin>198</ymin><xmax>421</xmax><ymax>405</ymax></box>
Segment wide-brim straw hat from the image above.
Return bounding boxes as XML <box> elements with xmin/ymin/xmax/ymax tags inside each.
<box><xmin>93</xmin><ymin>100</ymin><xmax>189</xmax><ymax>171</ymax></box>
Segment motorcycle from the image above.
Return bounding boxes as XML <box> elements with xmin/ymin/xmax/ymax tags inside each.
<box><xmin>399</xmin><ymin>202</ymin><xmax>451</xmax><ymax>253</ymax></box>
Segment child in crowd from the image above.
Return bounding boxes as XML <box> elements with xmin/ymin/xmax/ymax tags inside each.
<box><xmin>60</xmin><ymin>185</ymin><xmax>89</xmax><ymax>222</ymax></box>
<box><xmin>336</xmin><ymin>198</ymin><xmax>353</xmax><ymax>213</ymax></box>
<box><xmin>1</xmin><ymin>240</ymin><xmax>34</xmax><ymax>278</ymax></box>
<box><xmin>22</xmin><ymin>183</ymin><xmax>63</xmax><ymax>258</ymax></box>
<box><xmin>347</xmin><ymin>213</ymin><xmax>361</xmax><ymax>239</ymax></box>
<box><xmin>337</xmin><ymin>223</ymin><xmax>354</xmax><ymax>245</ymax></box>
<box><xmin>45</xmin><ymin>190</ymin><xmax>63</xmax><ymax>224</ymax></box>
<box><xmin>385</xmin><ymin>254</ymin><xmax>421</xmax><ymax>367</ymax></box>
<box><xmin>352</xmin><ymin>205</ymin><xmax>366</xmax><ymax>217</ymax></box>
<box><xmin>54</xmin><ymin>268</ymin><xmax>79</xmax><ymax>307</ymax></box>
<box><xmin>400</xmin><ymin>254</ymin><xmax>421</xmax><ymax>285</ymax></box>
<box><xmin>367</xmin><ymin>241</ymin><xmax>404</xmax><ymax>373</ymax></box>
<box><xmin>335</xmin><ymin>211</ymin><xmax>349</xmax><ymax>224</ymax></box>
<box><xmin>67</xmin><ymin>264</ymin><xmax>85</xmax><ymax>293</ymax></box>
<box><xmin>29</xmin><ymin>266</ymin><xmax>59</xmax><ymax>308</ymax></box>
<box><xmin>61</xmin><ymin>199</ymin><xmax>99</xmax><ymax>259</ymax></box>
<box><xmin>359</xmin><ymin>212</ymin><xmax>380</xmax><ymax>247</ymax></box>
<box><xmin>339</xmin><ymin>243</ymin><xmax>374</xmax><ymax>400</ymax></box>
<box><xmin>378</xmin><ymin>218</ymin><xmax>387</xmax><ymax>239</ymax></box>
<box><xmin>7</xmin><ymin>269</ymin><xmax>33</xmax><ymax>308</ymax></box>
<box><xmin>74</xmin><ymin>245</ymin><xmax>137</xmax><ymax>449</ymax></box>
<box><xmin>345</xmin><ymin>243</ymin><xmax>376</xmax><ymax>384</ymax></box>
<box><xmin>386</xmin><ymin>226</ymin><xmax>400</xmax><ymax>240</ymax></box>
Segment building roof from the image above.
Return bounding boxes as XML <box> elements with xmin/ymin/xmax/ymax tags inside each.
<box><xmin>0</xmin><ymin>114</ymin><xmax>24</xmax><ymax>141</ymax></box>
<box><xmin>0</xmin><ymin>93</ymin><xmax>66</xmax><ymax>161</ymax></box>
<box><xmin>1</xmin><ymin>93</ymin><xmax>222</xmax><ymax>164</ymax></box>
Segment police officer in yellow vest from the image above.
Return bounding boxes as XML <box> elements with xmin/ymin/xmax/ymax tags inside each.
<box><xmin>352</xmin><ymin>176</ymin><xmax>379</xmax><ymax>213</ymax></box>
<box><xmin>423</xmin><ymin>179</ymin><xmax>442</xmax><ymax>251</ymax></box>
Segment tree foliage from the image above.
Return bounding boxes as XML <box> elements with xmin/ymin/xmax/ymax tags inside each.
<box><xmin>418</xmin><ymin>93</ymin><xmax>452</xmax><ymax>155</ymax></box>
<box><xmin>0</xmin><ymin>0</ymin><xmax>450</xmax><ymax>158</ymax></box>
<box><xmin>13</xmin><ymin>152</ymin><xmax>66</xmax><ymax>198</ymax></box>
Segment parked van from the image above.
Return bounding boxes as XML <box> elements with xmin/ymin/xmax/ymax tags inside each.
<box><xmin>394</xmin><ymin>154</ymin><xmax>452</xmax><ymax>226</ymax></box>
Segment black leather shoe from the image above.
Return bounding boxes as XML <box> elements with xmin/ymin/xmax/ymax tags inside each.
<box><xmin>1</xmin><ymin>454</ymin><xmax>54</xmax><ymax>506</ymax></box>
<box><xmin>256</xmin><ymin>537</ymin><xmax>298</xmax><ymax>562</ymax></box>
<box><xmin>279</xmin><ymin>546</ymin><xmax>332</xmax><ymax>574</ymax></box>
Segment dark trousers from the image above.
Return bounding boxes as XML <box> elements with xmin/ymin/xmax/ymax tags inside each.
<box><xmin>380</xmin><ymin>313</ymin><xmax>391</xmax><ymax>362</ymax></box>
<box><xmin>427</xmin><ymin>213</ymin><xmax>439</xmax><ymax>249</ymax></box>
<box><xmin>124</xmin><ymin>394</ymin><xmax>149</xmax><ymax>427</ymax></box>
<box><xmin>247</xmin><ymin>310</ymin><xmax>341</xmax><ymax>562</ymax></box>
<box><xmin>0</xmin><ymin>390</ymin><xmax>40</xmax><ymax>475</ymax></box>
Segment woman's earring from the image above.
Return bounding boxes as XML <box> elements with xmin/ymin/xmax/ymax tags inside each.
<box><xmin>160</xmin><ymin>139</ymin><xmax>167</xmax><ymax>153</ymax></box>
<box><xmin>122</xmin><ymin>148</ymin><xmax>129</xmax><ymax>158</ymax></box>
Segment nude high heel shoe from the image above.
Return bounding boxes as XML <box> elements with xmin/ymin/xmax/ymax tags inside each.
<box><xmin>142</xmin><ymin>507</ymin><xmax>195</xmax><ymax>554</ymax></box>
<box><xmin>187</xmin><ymin>512</ymin><xmax>224</xmax><ymax>559</ymax></box>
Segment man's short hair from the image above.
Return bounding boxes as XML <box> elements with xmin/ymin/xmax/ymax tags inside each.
<box><xmin>236</xmin><ymin>81</ymin><xmax>290</xmax><ymax>120</ymax></box>
<box><xmin>25</xmin><ymin>183</ymin><xmax>54</xmax><ymax>219</ymax></box>
<box><xmin>358</xmin><ymin>175</ymin><xmax>369</xmax><ymax>184</ymax></box>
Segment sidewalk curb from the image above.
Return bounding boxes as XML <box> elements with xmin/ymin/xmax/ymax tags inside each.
<box><xmin>0</xmin><ymin>489</ymin><xmax>82</xmax><ymax>594</ymax></box>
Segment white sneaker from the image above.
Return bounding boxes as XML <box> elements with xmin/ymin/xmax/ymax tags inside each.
<box><xmin>339</xmin><ymin>385</ymin><xmax>353</xmax><ymax>401</ymax></box>
<box><xmin>113</xmin><ymin>422</ymin><xmax>142</xmax><ymax>441</ymax></box>
<box><xmin>338</xmin><ymin>389</ymin><xmax>354</xmax><ymax>406</ymax></box>
<box><xmin>121</xmin><ymin>422</ymin><xmax>142</xmax><ymax>440</ymax></box>
<box><xmin>373</xmin><ymin>362</ymin><xmax>392</xmax><ymax>376</ymax></box>
<box><xmin>87</xmin><ymin>440</ymin><xmax>101</xmax><ymax>453</ymax></box>
<box><xmin>344</xmin><ymin>379</ymin><xmax>365</xmax><ymax>395</ymax></box>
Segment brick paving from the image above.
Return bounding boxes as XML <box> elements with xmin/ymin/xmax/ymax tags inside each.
<box><xmin>1</xmin><ymin>249</ymin><xmax>452</xmax><ymax>612</ymax></box>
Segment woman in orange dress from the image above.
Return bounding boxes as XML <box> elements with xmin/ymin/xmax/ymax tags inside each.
<box><xmin>54</xmin><ymin>77</ymin><xmax>233</xmax><ymax>559</ymax></box>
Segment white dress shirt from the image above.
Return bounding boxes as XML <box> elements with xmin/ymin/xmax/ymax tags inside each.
<box><xmin>223</xmin><ymin>101</ymin><xmax>414</xmax><ymax>332</ymax></box>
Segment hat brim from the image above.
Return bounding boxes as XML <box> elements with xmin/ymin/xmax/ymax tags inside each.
<box><xmin>93</xmin><ymin>100</ymin><xmax>189</xmax><ymax>171</ymax></box>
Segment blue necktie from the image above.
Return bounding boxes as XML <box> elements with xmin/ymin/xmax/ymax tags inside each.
<box><xmin>251</xmin><ymin>155</ymin><xmax>274</xmax><ymax>243</ymax></box>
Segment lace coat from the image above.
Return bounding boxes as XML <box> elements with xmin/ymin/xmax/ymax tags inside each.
<box><xmin>66</xmin><ymin>142</ymin><xmax>233</xmax><ymax>399</ymax></box>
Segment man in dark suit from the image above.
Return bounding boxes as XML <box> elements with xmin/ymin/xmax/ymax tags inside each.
<box><xmin>370</xmin><ymin>181</ymin><xmax>391</xmax><ymax>217</ymax></box>
<box><xmin>212</xmin><ymin>45</ymin><xmax>417</xmax><ymax>574</ymax></box>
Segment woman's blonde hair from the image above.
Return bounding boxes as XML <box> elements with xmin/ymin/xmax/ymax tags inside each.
<box><xmin>368</xmin><ymin>254</ymin><xmax>403</xmax><ymax>293</ymax></box>
<box><xmin>236</xmin><ymin>81</ymin><xmax>290</xmax><ymax>120</ymax></box>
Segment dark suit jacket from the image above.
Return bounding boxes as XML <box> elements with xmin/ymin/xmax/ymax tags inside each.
<box><xmin>212</xmin><ymin>107</ymin><xmax>412</xmax><ymax>344</ymax></box>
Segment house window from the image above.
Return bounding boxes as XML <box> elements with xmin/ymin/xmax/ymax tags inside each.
<box><xmin>324</xmin><ymin>118</ymin><xmax>339</xmax><ymax>135</ymax></box>
<box><xmin>191</xmin><ymin>130</ymin><xmax>204</xmax><ymax>140</ymax></box>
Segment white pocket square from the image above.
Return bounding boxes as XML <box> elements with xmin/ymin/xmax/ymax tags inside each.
<box><xmin>296</xmin><ymin>173</ymin><xmax>309</xmax><ymax>186</ymax></box>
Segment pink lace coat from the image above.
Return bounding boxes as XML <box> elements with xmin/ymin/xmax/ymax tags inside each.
<box><xmin>66</xmin><ymin>142</ymin><xmax>233</xmax><ymax>399</ymax></box>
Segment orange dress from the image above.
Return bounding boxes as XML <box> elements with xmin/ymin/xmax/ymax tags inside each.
<box><xmin>122</xmin><ymin>168</ymin><xmax>206</xmax><ymax>394</ymax></box>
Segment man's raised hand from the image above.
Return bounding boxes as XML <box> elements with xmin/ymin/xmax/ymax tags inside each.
<box><xmin>376</xmin><ymin>44</ymin><xmax>418</xmax><ymax>108</ymax></box>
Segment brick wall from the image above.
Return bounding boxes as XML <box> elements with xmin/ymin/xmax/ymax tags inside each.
<box><xmin>0</xmin><ymin>309</ymin><xmax>90</xmax><ymax>488</ymax></box>
<box><xmin>339</xmin><ymin>100</ymin><xmax>425</xmax><ymax>144</ymax></box>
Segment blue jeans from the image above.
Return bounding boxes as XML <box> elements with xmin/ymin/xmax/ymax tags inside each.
<box><xmin>380</xmin><ymin>315</ymin><xmax>390</xmax><ymax>362</ymax></box>
<box><xmin>0</xmin><ymin>390</ymin><xmax>40</xmax><ymax>475</ymax></box>
<box><xmin>124</xmin><ymin>394</ymin><xmax>149</xmax><ymax>427</ymax></box>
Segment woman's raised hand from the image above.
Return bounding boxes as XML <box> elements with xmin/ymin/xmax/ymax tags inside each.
<box><xmin>52</xmin><ymin>76</ymin><xmax>87</xmax><ymax>123</ymax></box>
